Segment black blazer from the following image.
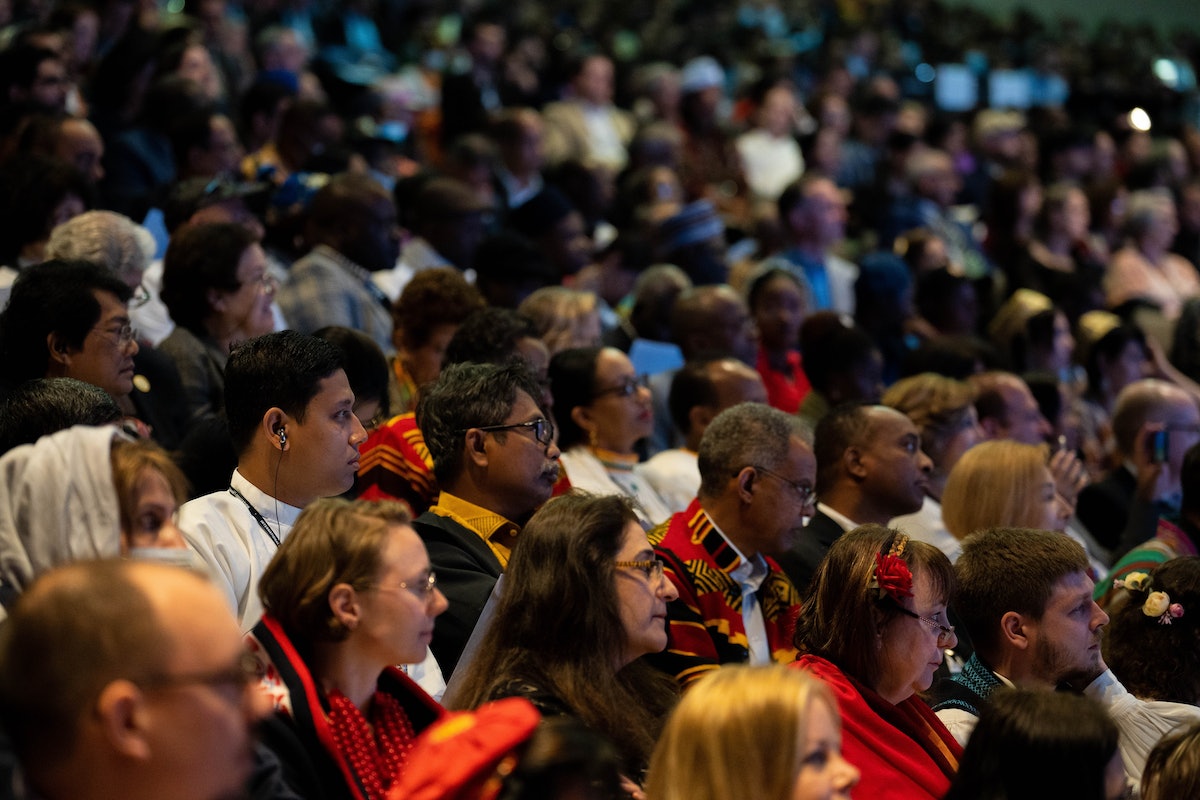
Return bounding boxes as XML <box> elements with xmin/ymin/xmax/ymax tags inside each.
<box><xmin>411</xmin><ymin>512</ymin><xmax>504</xmax><ymax>677</ymax></box>
<box><xmin>775</xmin><ymin>510</ymin><xmax>848</xmax><ymax>596</ymax></box>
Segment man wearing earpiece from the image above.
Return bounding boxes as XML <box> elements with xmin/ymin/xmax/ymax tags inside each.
<box><xmin>179</xmin><ymin>331</ymin><xmax>368</xmax><ymax>630</ymax></box>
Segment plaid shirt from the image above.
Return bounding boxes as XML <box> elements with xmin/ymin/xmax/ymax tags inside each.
<box><xmin>277</xmin><ymin>245</ymin><xmax>393</xmax><ymax>353</ymax></box>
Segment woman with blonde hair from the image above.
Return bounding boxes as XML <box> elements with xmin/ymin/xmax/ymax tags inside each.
<box><xmin>645</xmin><ymin>665</ymin><xmax>858</xmax><ymax>800</ymax></box>
<box><xmin>884</xmin><ymin>373</ymin><xmax>985</xmax><ymax>559</ymax></box>
<box><xmin>942</xmin><ymin>440</ymin><xmax>1071</xmax><ymax>542</ymax></box>
<box><xmin>518</xmin><ymin>286</ymin><xmax>602</xmax><ymax>356</ymax></box>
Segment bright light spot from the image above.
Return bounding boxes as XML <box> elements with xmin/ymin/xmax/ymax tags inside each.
<box><xmin>915</xmin><ymin>63</ymin><xmax>936</xmax><ymax>83</ymax></box>
<box><xmin>166</xmin><ymin>0</ymin><xmax>184</xmax><ymax>12</ymax></box>
<box><xmin>1154</xmin><ymin>59</ymin><xmax>1180</xmax><ymax>88</ymax></box>
<box><xmin>1129</xmin><ymin>107</ymin><xmax>1152</xmax><ymax>132</ymax></box>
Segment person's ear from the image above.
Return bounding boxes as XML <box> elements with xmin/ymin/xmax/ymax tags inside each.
<box><xmin>206</xmin><ymin>287</ymin><xmax>228</xmax><ymax>313</ymax></box>
<box><xmin>46</xmin><ymin>332</ymin><xmax>72</xmax><ymax>367</ymax></box>
<box><xmin>262</xmin><ymin>408</ymin><xmax>287</xmax><ymax>452</ymax></box>
<box><xmin>328</xmin><ymin>583</ymin><xmax>361</xmax><ymax>632</ymax></box>
<box><xmin>570</xmin><ymin>404</ymin><xmax>595</xmax><ymax>439</ymax></box>
<box><xmin>844</xmin><ymin>445</ymin><xmax>868</xmax><ymax>481</ymax></box>
<box><xmin>688</xmin><ymin>405</ymin><xmax>716</xmax><ymax>437</ymax></box>
<box><xmin>464</xmin><ymin>428</ymin><xmax>489</xmax><ymax>468</ymax></box>
<box><xmin>735</xmin><ymin>465</ymin><xmax>756</xmax><ymax>503</ymax></box>
<box><xmin>1000</xmin><ymin>611</ymin><xmax>1031</xmax><ymax>650</ymax></box>
<box><xmin>978</xmin><ymin>416</ymin><xmax>1001</xmax><ymax>440</ymax></box>
<box><xmin>95</xmin><ymin>679</ymin><xmax>152</xmax><ymax>760</ymax></box>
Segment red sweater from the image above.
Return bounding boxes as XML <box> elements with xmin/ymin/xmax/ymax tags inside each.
<box><xmin>793</xmin><ymin>654</ymin><xmax>961</xmax><ymax>800</ymax></box>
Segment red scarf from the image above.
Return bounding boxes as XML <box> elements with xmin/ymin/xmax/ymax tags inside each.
<box><xmin>326</xmin><ymin>689</ymin><xmax>418</xmax><ymax>800</ymax></box>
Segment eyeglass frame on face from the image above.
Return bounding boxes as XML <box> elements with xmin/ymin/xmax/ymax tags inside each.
<box><xmin>892</xmin><ymin>604</ymin><xmax>956</xmax><ymax>645</ymax></box>
<box><xmin>136</xmin><ymin>650</ymin><xmax>265</xmax><ymax>696</ymax></box>
<box><xmin>593</xmin><ymin>374</ymin><xmax>650</xmax><ymax>400</ymax></box>
<box><xmin>360</xmin><ymin>571</ymin><xmax>439</xmax><ymax>602</ymax></box>
<box><xmin>244</xmin><ymin>272</ymin><xmax>278</xmax><ymax>295</ymax></box>
<box><xmin>92</xmin><ymin>321</ymin><xmax>138</xmax><ymax>347</ymax></box>
<box><xmin>460</xmin><ymin>418</ymin><xmax>555</xmax><ymax>449</ymax></box>
<box><xmin>746</xmin><ymin>465</ymin><xmax>817</xmax><ymax>507</ymax></box>
<box><xmin>615</xmin><ymin>558</ymin><xmax>666</xmax><ymax>582</ymax></box>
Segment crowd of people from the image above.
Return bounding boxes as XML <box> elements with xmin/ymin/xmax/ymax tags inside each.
<box><xmin>3</xmin><ymin>0</ymin><xmax>1200</xmax><ymax>797</ymax></box>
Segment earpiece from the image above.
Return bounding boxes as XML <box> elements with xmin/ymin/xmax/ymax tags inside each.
<box><xmin>277</xmin><ymin>427</ymin><xmax>287</xmax><ymax>446</ymax></box>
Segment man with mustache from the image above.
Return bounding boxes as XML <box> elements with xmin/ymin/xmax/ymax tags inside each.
<box><xmin>647</xmin><ymin>402</ymin><xmax>813</xmax><ymax>688</ymax></box>
<box><xmin>414</xmin><ymin>360</ymin><xmax>560</xmax><ymax>677</ymax></box>
<box><xmin>931</xmin><ymin>527</ymin><xmax>1187</xmax><ymax>788</ymax></box>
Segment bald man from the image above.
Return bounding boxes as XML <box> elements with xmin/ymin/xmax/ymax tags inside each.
<box><xmin>641</xmin><ymin>357</ymin><xmax>768</xmax><ymax>512</ymax></box>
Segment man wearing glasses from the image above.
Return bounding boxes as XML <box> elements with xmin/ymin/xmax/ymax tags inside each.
<box><xmin>414</xmin><ymin>360</ymin><xmax>560</xmax><ymax>677</ymax></box>
<box><xmin>647</xmin><ymin>402</ymin><xmax>815</xmax><ymax>689</ymax></box>
<box><xmin>0</xmin><ymin>560</ymin><xmax>271</xmax><ymax>800</ymax></box>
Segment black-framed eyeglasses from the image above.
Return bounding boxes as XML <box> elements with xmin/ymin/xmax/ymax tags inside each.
<box><xmin>363</xmin><ymin>571</ymin><xmax>439</xmax><ymax>601</ymax></box>
<box><xmin>893</xmin><ymin>605</ymin><xmax>956</xmax><ymax>645</ymax></box>
<box><xmin>593</xmin><ymin>374</ymin><xmax>650</xmax><ymax>399</ymax></box>
<box><xmin>615</xmin><ymin>558</ymin><xmax>665</xmax><ymax>582</ymax></box>
<box><xmin>464</xmin><ymin>418</ymin><xmax>555</xmax><ymax>448</ymax></box>
<box><xmin>749</xmin><ymin>465</ymin><xmax>817</xmax><ymax>506</ymax></box>
<box><xmin>137</xmin><ymin>651</ymin><xmax>265</xmax><ymax>694</ymax></box>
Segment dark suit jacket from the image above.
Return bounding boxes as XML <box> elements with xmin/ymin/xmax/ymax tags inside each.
<box><xmin>775</xmin><ymin>510</ymin><xmax>848</xmax><ymax>595</ymax></box>
<box><xmin>1076</xmin><ymin>465</ymin><xmax>1137</xmax><ymax>553</ymax></box>
<box><xmin>411</xmin><ymin>512</ymin><xmax>503</xmax><ymax>677</ymax></box>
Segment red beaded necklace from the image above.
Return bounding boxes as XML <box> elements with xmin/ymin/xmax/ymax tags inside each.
<box><xmin>326</xmin><ymin>688</ymin><xmax>417</xmax><ymax>800</ymax></box>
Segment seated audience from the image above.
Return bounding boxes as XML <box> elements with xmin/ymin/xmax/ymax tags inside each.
<box><xmin>159</xmin><ymin>222</ymin><xmax>276</xmax><ymax>423</ymax></box>
<box><xmin>792</xmin><ymin>527</ymin><xmax>962</xmax><ymax>799</ymax></box>
<box><xmin>413</xmin><ymin>361</ymin><xmax>559</xmax><ymax>676</ymax></box>
<box><xmin>941</xmin><ymin>441</ymin><xmax>1072</xmax><ymax>543</ymax></box>
<box><xmin>386</xmin><ymin>267</ymin><xmax>486</xmax><ymax>417</ymax></box>
<box><xmin>640</xmin><ymin>358</ymin><xmax>766</xmax><ymax>513</ymax></box>
<box><xmin>1140</xmin><ymin>722</ymin><xmax>1200</xmax><ymax>800</ymax></box>
<box><xmin>180</xmin><ymin>331</ymin><xmax>368</xmax><ymax>630</ymax></box>
<box><xmin>448</xmin><ymin>492</ymin><xmax>679</xmax><ymax>788</ymax></box>
<box><xmin>884</xmin><ymin>373</ymin><xmax>985</xmax><ymax>559</ymax></box>
<box><xmin>943</xmin><ymin>688</ymin><xmax>1127</xmax><ymax>800</ymax></box>
<box><xmin>796</xmin><ymin>312</ymin><xmax>884</xmax><ymax>431</ymax></box>
<box><xmin>934</xmin><ymin>527</ymin><xmax>1190</xmax><ymax>787</ymax></box>
<box><xmin>550</xmin><ymin>346</ymin><xmax>673</xmax><ymax>526</ymax></box>
<box><xmin>649</xmin><ymin>403</ymin><xmax>812</xmax><ymax>687</ymax></box>
<box><xmin>0</xmin><ymin>377</ymin><xmax>121</xmax><ymax>454</ymax></box>
<box><xmin>0</xmin><ymin>425</ymin><xmax>188</xmax><ymax>613</ymax></box>
<box><xmin>645</xmin><ymin>665</ymin><xmax>859</xmax><ymax>800</ymax></box>
<box><xmin>745</xmin><ymin>264</ymin><xmax>810</xmax><ymax>413</ymax></box>
<box><xmin>0</xmin><ymin>560</ymin><xmax>271</xmax><ymax>800</ymax></box>
<box><xmin>777</xmin><ymin>403</ymin><xmax>931</xmax><ymax>591</ymax></box>
<box><xmin>251</xmin><ymin>498</ymin><xmax>447</xmax><ymax>798</ymax></box>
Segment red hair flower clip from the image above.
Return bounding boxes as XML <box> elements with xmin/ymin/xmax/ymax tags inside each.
<box><xmin>870</xmin><ymin>534</ymin><xmax>914</xmax><ymax>602</ymax></box>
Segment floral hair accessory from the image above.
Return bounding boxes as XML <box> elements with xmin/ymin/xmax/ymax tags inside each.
<box><xmin>1114</xmin><ymin>572</ymin><xmax>1150</xmax><ymax>592</ymax></box>
<box><xmin>1141</xmin><ymin>591</ymin><xmax>1185</xmax><ymax>625</ymax></box>
<box><xmin>870</xmin><ymin>534</ymin><xmax>913</xmax><ymax>602</ymax></box>
<box><xmin>1114</xmin><ymin>573</ymin><xmax>1186</xmax><ymax>625</ymax></box>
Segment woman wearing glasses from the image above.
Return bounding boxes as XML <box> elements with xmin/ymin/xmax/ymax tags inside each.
<box><xmin>449</xmin><ymin>491</ymin><xmax>680</xmax><ymax>795</ymax></box>
<box><xmin>549</xmin><ymin>346</ymin><xmax>673</xmax><ymax>526</ymax></box>
<box><xmin>250</xmin><ymin>497</ymin><xmax>447</xmax><ymax>800</ymax></box>
<box><xmin>160</xmin><ymin>221</ymin><xmax>278</xmax><ymax>424</ymax></box>
<box><xmin>792</xmin><ymin>525</ymin><xmax>962</xmax><ymax>800</ymax></box>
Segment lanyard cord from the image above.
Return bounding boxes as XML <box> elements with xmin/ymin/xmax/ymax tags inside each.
<box><xmin>228</xmin><ymin>486</ymin><xmax>282</xmax><ymax>548</ymax></box>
